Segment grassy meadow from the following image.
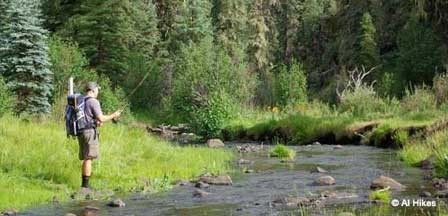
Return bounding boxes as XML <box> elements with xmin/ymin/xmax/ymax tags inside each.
<box><xmin>0</xmin><ymin>115</ymin><xmax>233</xmax><ymax>211</ymax></box>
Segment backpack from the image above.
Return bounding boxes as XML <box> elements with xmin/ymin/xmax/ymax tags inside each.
<box><xmin>65</xmin><ymin>94</ymin><xmax>95</xmax><ymax>137</ymax></box>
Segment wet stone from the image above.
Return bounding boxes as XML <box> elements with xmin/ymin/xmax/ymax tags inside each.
<box><xmin>174</xmin><ymin>180</ymin><xmax>192</xmax><ymax>187</ymax></box>
<box><xmin>207</xmin><ymin>139</ymin><xmax>225</xmax><ymax>148</ymax></box>
<box><xmin>245</xmin><ymin>169</ymin><xmax>255</xmax><ymax>173</ymax></box>
<box><xmin>333</xmin><ymin>145</ymin><xmax>343</xmax><ymax>150</ymax></box>
<box><xmin>315</xmin><ymin>175</ymin><xmax>336</xmax><ymax>186</ymax></box>
<box><xmin>432</xmin><ymin>178</ymin><xmax>448</xmax><ymax>190</ymax></box>
<box><xmin>65</xmin><ymin>213</ymin><xmax>77</xmax><ymax>216</ymax></box>
<box><xmin>80</xmin><ymin>206</ymin><xmax>99</xmax><ymax>216</ymax></box>
<box><xmin>420</xmin><ymin>191</ymin><xmax>432</xmax><ymax>197</ymax></box>
<box><xmin>272</xmin><ymin>197</ymin><xmax>310</xmax><ymax>207</ymax></box>
<box><xmin>311</xmin><ymin>166</ymin><xmax>328</xmax><ymax>173</ymax></box>
<box><xmin>238</xmin><ymin>158</ymin><xmax>253</xmax><ymax>165</ymax></box>
<box><xmin>199</xmin><ymin>175</ymin><xmax>233</xmax><ymax>185</ymax></box>
<box><xmin>337</xmin><ymin>213</ymin><xmax>355</xmax><ymax>216</ymax></box>
<box><xmin>1</xmin><ymin>209</ymin><xmax>18</xmax><ymax>216</ymax></box>
<box><xmin>370</xmin><ymin>175</ymin><xmax>405</xmax><ymax>191</ymax></box>
<box><xmin>107</xmin><ymin>199</ymin><xmax>126</xmax><ymax>208</ymax></box>
<box><xmin>72</xmin><ymin>187</ymin><xmax>95</xmax><ymax>200</ymax></box>
<box><xmin>193</xmin><ymin>189</ymin><xmax>209</xmax><ymax>198</ymax></box>
<box><xmin>195</xmin><ymin>181</ymin><xmax>210</xmax><ymax>189</ymax></box>
<box><xmin>419</xmin><ymin>159</ymin><xmax>433</xmax><ymax>170</ymax></box>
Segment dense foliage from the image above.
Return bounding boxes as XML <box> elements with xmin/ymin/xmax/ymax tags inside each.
<box><xmin>0</xmin><ymin>0</ymin><xmax>447</xmax><ymax>135</ymax></box>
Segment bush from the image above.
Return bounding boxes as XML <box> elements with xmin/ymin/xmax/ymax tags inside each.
<box><xmin>269</xmin><ymin>144</ymin><xmax>296</xmax><ymax>160</ymax></box>
<box><xmin>401</xmin><ymin>87</ymin><xmax>436</xmax><ymax>112</ymax></box>
<box><xmin>171</xmin><ymin>37</ymin><xmax>256</xmax><ymax>135</ymax></box>
<box><xmin>433</xmin><ymin>72</ymin><xmax>448</xmax><ymax>105</ymax></box>
<box><xmin>275</xmin><ymin>59</ymin><xmax>307</xmax><ymax>107</ymax></box>
<box><xmin>48</xmin><ymin>36</ymin><xmax>97</xmax><ymax>97</ymax></box>
<box><xmin>0</xmin><ymin>76</ymin><xmax>14</xmax><ymax>116</ymax></box>
<box><xmin>97</xmin><ymin>77</ymin><xmax>133</xmax><ymax>122</ymax></box>
<box><xmin>190</xmin><ymin>92</ymin><xmax>234</xmax><ymax>138</ymax></box>
<box><xmin>338</xmin><ymin>86</ymin><xmax>387</xmax><ymax>116</ymax></box>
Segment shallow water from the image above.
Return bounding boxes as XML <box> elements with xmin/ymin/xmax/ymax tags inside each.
<box><xmin>23</xmin><ymin>144</ymin><xmax>441</xmax><ymax>216</ymax></box>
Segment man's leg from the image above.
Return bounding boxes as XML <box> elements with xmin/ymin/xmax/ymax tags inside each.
<box><xmin>82</xmin><ymin>159</ymin><xmax>92</xmax><ymax>188</ymax></box>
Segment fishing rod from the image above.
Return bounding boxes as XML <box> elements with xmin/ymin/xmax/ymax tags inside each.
<box><xmin>112</xmin><ymin>67</ymin><xmax>155</xmax><ymax>123</ymax></box>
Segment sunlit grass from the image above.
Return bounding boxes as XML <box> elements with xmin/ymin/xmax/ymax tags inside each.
<box><xmin>269</xmin><ymin>144</ymin><xmax>296</xmax><ymax>160</ymax></box>
<box><xmin>0</xmin><ymin>115</ymin><xmax>233</xmax><ymax>211</ymax></box>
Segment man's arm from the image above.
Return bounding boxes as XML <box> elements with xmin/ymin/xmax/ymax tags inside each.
<box><xmin>96</xmin><ymin>110</ymin><xmax>121</xmax><ymax>123</ymax></box>
<box><xmin>90</xmin><ymin>99</ymin><xmax>122</xmax><ymax>123</ymax></box>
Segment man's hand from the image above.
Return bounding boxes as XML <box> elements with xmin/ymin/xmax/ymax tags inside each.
<box><xmin>113</xmin><ymin>109</ymin><xmax>123</xmax><ymax>119</ymax></box>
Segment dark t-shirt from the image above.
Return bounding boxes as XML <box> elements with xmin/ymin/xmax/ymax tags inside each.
<box><xmin>85</xmin><ymin>97</ymin><xmax>103</xmax><ymax>125</ymax></box>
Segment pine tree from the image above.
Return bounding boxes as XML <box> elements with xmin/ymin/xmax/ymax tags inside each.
<box><xmin>171</xmin><ymin>0</ymin><xmax>212</xmax><ymax>50</ymax></box>
<box><xmin>211</xmin><ymin>0</ymin><xmax>248</xmax><ymax>55</ymax></box>
<box><xmin>61</xmin><ymin>0</ymin><xmax>134</xmax><ymax>85</ymax></box>
<box><xmin>0</xmin><ymin>0</ymin><xmax>10</xmax><ymax>74</ymax></box>
<box><xmin>248</xmin><ymin>0</ymin><xmax>272</xmax><ymax>105</ymax></box>
<box><xmin>357</xmin><ymin>12</ymin><xmax>379</xmax><ymax>70</ymax></box>
<box><xmin>2</xmin><ymin>0</ymin><xmax>53</xmax><ymax>114</ymax></box>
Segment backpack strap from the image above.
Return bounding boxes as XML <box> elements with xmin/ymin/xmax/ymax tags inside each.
<box><xmin>83</xmin><ymin>97</ymin><xmax>97</xmax><ymax>129</ymax></box>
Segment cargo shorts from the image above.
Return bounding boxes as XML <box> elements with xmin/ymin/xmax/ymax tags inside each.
<box><xmin>77</xmin><ymin>129</ymin><xmax>99</xmax><ymax>160</ymax></box>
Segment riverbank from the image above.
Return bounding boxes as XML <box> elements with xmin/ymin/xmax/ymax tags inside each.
<box><xmin>221</xmin><ymin>104</ymin><xmax>448</xmax><ymax>176</ymax></box>
<box><xmin>0</xmin><ymin>115</ymin><xmax>233</xmax><ymax>211</ymax></box>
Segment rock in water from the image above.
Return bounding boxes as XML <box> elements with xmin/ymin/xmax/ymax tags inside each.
<box><xmin>199</xmin><ymin>175</ymin><xmax>233</xmax><ymax>185</ymax></box>
<box><xmin>195</xmin><ymin>181</ymin><xmax>210</xmax><ymax>189</ymax></box>
<box><xmin>207</xmin><ymin>139</ymin><xmax>225</xmax><ymax>148</ymax></box>
<box><xmin>333</xmin><ymin>145</ymin><xmax>343</xmax><ymax>150</ymax></box>
<box><xmin>432</xmin><ymin>178</ymin><xmax>448</xmax><ymax>190</ymax></box>
<box><xmin>238</xmin><ymin>158</ymin><xmax>253</xmax><ymax>165</ymax></box>
<box><xmin>420</xmin><ymin>191</ymin><xmax>432</xmax><ymax>197</ymax></box>
<box><xmin>81</xmin><ymin>206</ymin><xmax>99</xmax><ymax>216</ymax></box>
<box><xmin>2</xmin><ymin>209</ymin><xmax>18</xmax><ymax>216</ymax></box>
<box><xmin>107</xmin><ymin>199</ymin><xmax>126</xmax><ymax>207</ymax></box>
<box><xmin>312</xmin><ymin>141</ymin><xmax>321</xmax><ymax>145</ymax></box>
<box><xmin>65</xmin><ymin>214</ymin><xmax>77</xmax><ymax>216</ymax></box>
<box><xmin>315</xmin><ymin>176</ymin><xmax>336</xmax><ymax>186</ymax></box>
<box><xmin>311</xmin><ymin>166</ymin><xmax>328</xmax><ymax>173</ymax></box>
<box><xmin>337</xmin><ymin>213</ymin><xmax>355</xmax><ymax>216</ymax></box>
<box><xmin>370</xmin><ymin>175</ymin><xmax>406</xmax><ymax>190</ymax></box>
<box><xmin>272</xmin><ymin>197</ymin><xmax>310</xmax><ymax>207</ymax></box>
<box><xmin>193</xmin><ymin>189</ymin><xmax>209</xmax><ymax>198</ymax></box>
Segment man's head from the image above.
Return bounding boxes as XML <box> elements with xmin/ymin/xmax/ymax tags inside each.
<box><xmin>85</xmin><ymin>82</ymin><xmax>100</xmax><ymax>98</ymax></box>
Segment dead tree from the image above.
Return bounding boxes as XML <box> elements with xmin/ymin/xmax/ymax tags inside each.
<box><xmin>336</xmin><ymin>66</ymin><xmax>378</xmax><ymax>103</ymax></box>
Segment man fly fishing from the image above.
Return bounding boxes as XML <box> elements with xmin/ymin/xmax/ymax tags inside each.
<box><xmin>78</xmin><ymin>82</ymin><xmax>122</xmax><ymax>189</ymax></box>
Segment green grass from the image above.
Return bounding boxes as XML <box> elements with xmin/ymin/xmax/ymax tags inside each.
<box><xmin>269</xmin><ymin>144</ymin><xmax>296</xmax><ymax>160</ymax></box>
<box><xmin>0</xmin><ymin>115</ymin><xmax>233</xmax><ymax>211</ymax></box>
<box><xmin>369</xmin><ymin>189</ymin><xmax>391</xmax><ymax>202</ymax></box>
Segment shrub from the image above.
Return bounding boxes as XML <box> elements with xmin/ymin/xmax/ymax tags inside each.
<box><xmin>274</xmin><ymin>59</ymin><xmax>307</xmax><ymax>107</ymax></box>
<box><xmin>0</xmin><ymin>76</ymin><xmax>14</xmax><ymax>116</ymax></box>
<box><xmin>97</xmin><ymin>76</ymin><xmax>133</xmax><ymax>122</ymax></box>
<box><xmin>401</xmin><ymin>87</ymin><xmax>436</xmax><ymax>112</ymax></box>
<box><xmin>338</xmin><ymin>86</ymin><xmax>387</xmax><ymax>116</ymax></box>
<box><xmin>190</xmin><ymin>92</ymin><xmax>234</xmax><ymax>138</ymax></box>
<box><xmin>377</xmin><ymin>72</ymin><xmax>401</xmax><ymax>97</ymax></box>
<box><xmin>171</xmin><ymin>37</ymin><xmax>256</xmax><ymax>135</ymax></box>
<box><xmin>433</xmin><ymin>72</ymin><xmax>448</xmax><ymax>105</ymax></box>
<box><xmin>48</xmin><ymin>36</ymin><xmax>96</xmax><ymax>97</ymax></box>
<box><xmin>270</xmin><ymin>144</ymin><xmax>296</xmax><ymax>160</ymax></box>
